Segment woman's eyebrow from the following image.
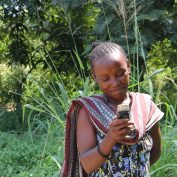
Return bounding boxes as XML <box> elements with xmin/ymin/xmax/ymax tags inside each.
<box><xmin>100</xmin><ymin>74</ymin><xmax>109</xmax><ymax>78</ymax></box>
<box><xmin>116</xmin><ymin>68</ymin><xmax>126</xmax><ymax>71</ymax></box>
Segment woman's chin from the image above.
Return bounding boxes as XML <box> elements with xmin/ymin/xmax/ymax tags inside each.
<box><xmin>111</xmin><ymin>89</ymin><xmax>127</xmax><ymax>97</ymax></box>
<box><xmin>107</xmin><ymin>92</ymin><xmax>127</xmax><ymax>103</ymax></box>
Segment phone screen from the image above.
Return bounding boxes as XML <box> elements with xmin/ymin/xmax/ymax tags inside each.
<box><xmin>117</xmin><ymin>110</ymin><xmax>129</xmax><ymax>119</ymax></box>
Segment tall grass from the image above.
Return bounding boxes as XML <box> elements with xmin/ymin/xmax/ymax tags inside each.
<box><xmin>22</xmin><ymin>63</ymin><xmax>96</xmax><ymax>173</ymax></box>
<box><xmin>91</xmin><ymin>1</ymin><xmax>177</xmax><ymax>176</ymax></box>
<box><xmin>23</xmin><ymin>63</ymin><xmax>177</xmax><ymax>177</ymax></box>
<box><xmin>150</xmin><ymin>125</ymin><xmax>177</xmax><ymax>177</ymax></box>
<box><xmin>24</xmin><ymin>3</ymin><xmax>176</xmax><ymax>177</ymax></box>
<box><xmin>2</xmin><ymin>0</ymin><xmax>176</xmax><ymax>176</ymax></box>
<box><xmin>142</xmin><ymin>74</ymin><xmax>177</xmax><ymax>176</ymax></box>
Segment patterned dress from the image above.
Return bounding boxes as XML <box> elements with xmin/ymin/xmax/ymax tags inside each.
<box><xmin>90</xmin><ymin>131</ymin><xmax>153</xmax><ymax>177</ymax></box>
<box><xmin>61</xmin><ymin>92</ymin><xmax>164</xmax><ymax>177</ymax></box>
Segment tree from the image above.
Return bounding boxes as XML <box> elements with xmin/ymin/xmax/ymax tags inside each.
<box><xmin>91</xmin><ymin>0</ymin><xmax>177</xmax><ymax>80</ymax></box>
<box><xmin>0</xmin><ymin>0</ymin><xmax>96</xmax><ymax>130</ymax></box>
<box><xmin>145</xmin><ymin>38</ymin><xmax>177</xmax><ymax>107</ymax></box>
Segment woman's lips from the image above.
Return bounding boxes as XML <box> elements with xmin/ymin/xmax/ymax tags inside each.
<box><xmin>110</xmin><ymin>87</ymin><xmax>127</xmax><ymax>94</ymax></box>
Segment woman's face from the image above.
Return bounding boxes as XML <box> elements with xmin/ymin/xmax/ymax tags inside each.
<box><xmin>93</xmin><ymin>51</ymin><xmax>130</xmax><ymax>104</ymax></box>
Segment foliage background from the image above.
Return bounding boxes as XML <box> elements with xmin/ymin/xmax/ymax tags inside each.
<box><xmin>0</xmin><ymin>0</ymin><xmax>177</xmax><ymax>176</ymax></box>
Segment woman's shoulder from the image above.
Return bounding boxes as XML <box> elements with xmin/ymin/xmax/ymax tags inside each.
<box><xmin>129</xmin><ymin>92</ymin><xmax>152</xmax><ymax>100</ymax></box>
<box><xmin>72</xmin><ymin>94</ymin><xmax>106</xmax><ymax>103</ymax></box>
<box><xmin>69</xmin><ymin>94</ymin><xmax>107</xmax><ymax>115</ymax></box>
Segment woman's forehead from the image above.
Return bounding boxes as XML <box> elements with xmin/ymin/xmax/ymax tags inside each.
<box><xmin>93</xmin><ymin>51</ymin><xmax>127</xmax><ymax>67</ymax></box>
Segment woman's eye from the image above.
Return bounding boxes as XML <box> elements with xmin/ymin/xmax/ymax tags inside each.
<box><xmin>117</xmin><ymin>71</ymin><xmax>125</xmax><ymax>76</ymax></box>
<box><xmin>102</xmin><ymin>78</ymin><xmax>109</xmax><ymax>82</ymax></box>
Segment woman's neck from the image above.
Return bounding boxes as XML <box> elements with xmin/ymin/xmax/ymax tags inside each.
<box><xmin>105</xmin><ymin>93</ymin><xmax>128</xmax><ymax>106</ymax></box>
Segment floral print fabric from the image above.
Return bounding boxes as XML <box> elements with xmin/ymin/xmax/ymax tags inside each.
<box><xmin>90</xmin><ymin>131</ymin><xmax>153</xmax><ymax>177</ymax></box>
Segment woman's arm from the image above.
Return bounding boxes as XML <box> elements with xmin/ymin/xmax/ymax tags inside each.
<box><xmin>76</xmin><ymin>108</ymin><xmax>114</xmax><ymax>173</ymax></box>
<box><xmin>76</xmin><ymin>107</ymin><xmax>132</xmax><ymax>174</ymax></box>
<box><xmin>149</xmin><ymin>122</ymin><xmax>162</xmax><ymax>166</ymax></box>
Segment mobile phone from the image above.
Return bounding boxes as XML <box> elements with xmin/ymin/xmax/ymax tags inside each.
<box><xmin>117</xmin><ymin>104</ymin><xmax>130</xmax><ymax>119</ymax></box>
<box><xmin>117</xmin><ymin>104</ymin><xmax>137</xmax><ymax>139</ymax></box>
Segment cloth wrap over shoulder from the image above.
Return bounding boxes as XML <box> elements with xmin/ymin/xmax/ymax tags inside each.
<box><xmin>61</xmin><ymin>92</ymin><xmax>164</xmax><ymax>177</ymax></box>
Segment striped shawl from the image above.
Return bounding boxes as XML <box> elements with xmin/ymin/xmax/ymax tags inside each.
<box><xmin>61</xmin><ymin>92</ymin><xmax>164</xmax><ymax>177</ymax></box>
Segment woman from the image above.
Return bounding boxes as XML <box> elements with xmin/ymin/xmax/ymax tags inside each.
<box><xmin>61</xmin><ymin>42</ymin><xmax>163</xmax><ymax>177</ymax></box>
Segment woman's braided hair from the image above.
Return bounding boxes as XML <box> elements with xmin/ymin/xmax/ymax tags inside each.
<box><xmin>89</xmin><ymin>41</ymin><xmax>127</xmax><ymax>69</ymax></box>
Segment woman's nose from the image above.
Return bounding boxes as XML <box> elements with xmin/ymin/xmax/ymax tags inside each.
<box><xmin>111</xmin><ymin>78</ymin><xmax>120</xmax><ymax>86</ymax></box>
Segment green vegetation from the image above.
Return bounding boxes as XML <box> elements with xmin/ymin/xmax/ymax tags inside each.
<box><xmin>0</xmin><ymin>0</ymin><xmax>176</xmax><ymax>176</ymax></box>
<box><xmin>0</xmin><ymin>123</ymin><xmax>64</xmax><ymax>177</ymax></box>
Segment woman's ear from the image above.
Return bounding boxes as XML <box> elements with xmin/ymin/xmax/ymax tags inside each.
<box><xmin>92</xmin><ymin>70</ymin><xmax>97</xmax><ymax>81</ymax></box>
<box><xmin>126</xmin><ymin>59</ymin><xmax>131</xmax><ymax>75</ymax></box>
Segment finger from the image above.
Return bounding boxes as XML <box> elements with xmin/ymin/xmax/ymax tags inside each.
<box><xmin>128</xmin><ymin>124</ymin><xmax>135</xmax><ymax>129</ymax></box>
<box><xmin>109</xmin><ymin>118</ymin><xmax>129</xmax><ymax>126</ymax></box>
<box><xmin>110</xmin><ymin>120</ymin><xmax>133</xmax><ymax>129</ymax></box>
<box><xmin>117</xmin><ymin>133</ymin><xmax>129</xmax><ymax>140</ymax></box>
<box><xmin>127</xmin><ymin>122</ymin><xmax>135</xmax><ymax>126</ymax></box>
<box><xmin>109</xmin><ymin>124</ymin><xmax>129</xmax><ymax>135</ymax></box>
<box><xmin>112</xmin><ymin>116</ymin><xmax>117</xmax><ymax>120</ymax></box>
<box><xmin>128</xmin><ymin>120</ymin><xmax>135</xmax><ymax>124</ymax></box>
<box><xmin>114</xmin><ymin>122</ymin><xmax>130</xmax><ymax>130</ymax></box>
<box><xmin>112</xmin><ymin>116</ymin><xmax>128</xmax><ymax>121</ymax></box>
<box><xmin>116</xmin><ymin>127</ymin><xmax>130</xmax><ymax>139</ymax></box>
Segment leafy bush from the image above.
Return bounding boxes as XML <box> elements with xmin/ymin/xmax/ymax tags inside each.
<box><xmin>0</xmin><ymin>109</ymin><xmax>22</xmax><ymax>131</ymax></box>
<box><xmin>0</xmin><ymin>122</ymin><xmax>64</xmax><ymax>177</ymax></box>
<box><xmin>145</xmin><ymin>39</ymin><xmax>177</xmax><ymax>107</ymax></box>
<box><xmin>151</xmin><ymin>125</ymin><xmax>177</xmax><ymax>177</ymax></box>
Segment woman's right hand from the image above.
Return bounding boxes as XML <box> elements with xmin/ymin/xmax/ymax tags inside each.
<box><xmin>107</xmin><ymin>116</ymin><xmax>134</xmax><ymax>144</ymax></box>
